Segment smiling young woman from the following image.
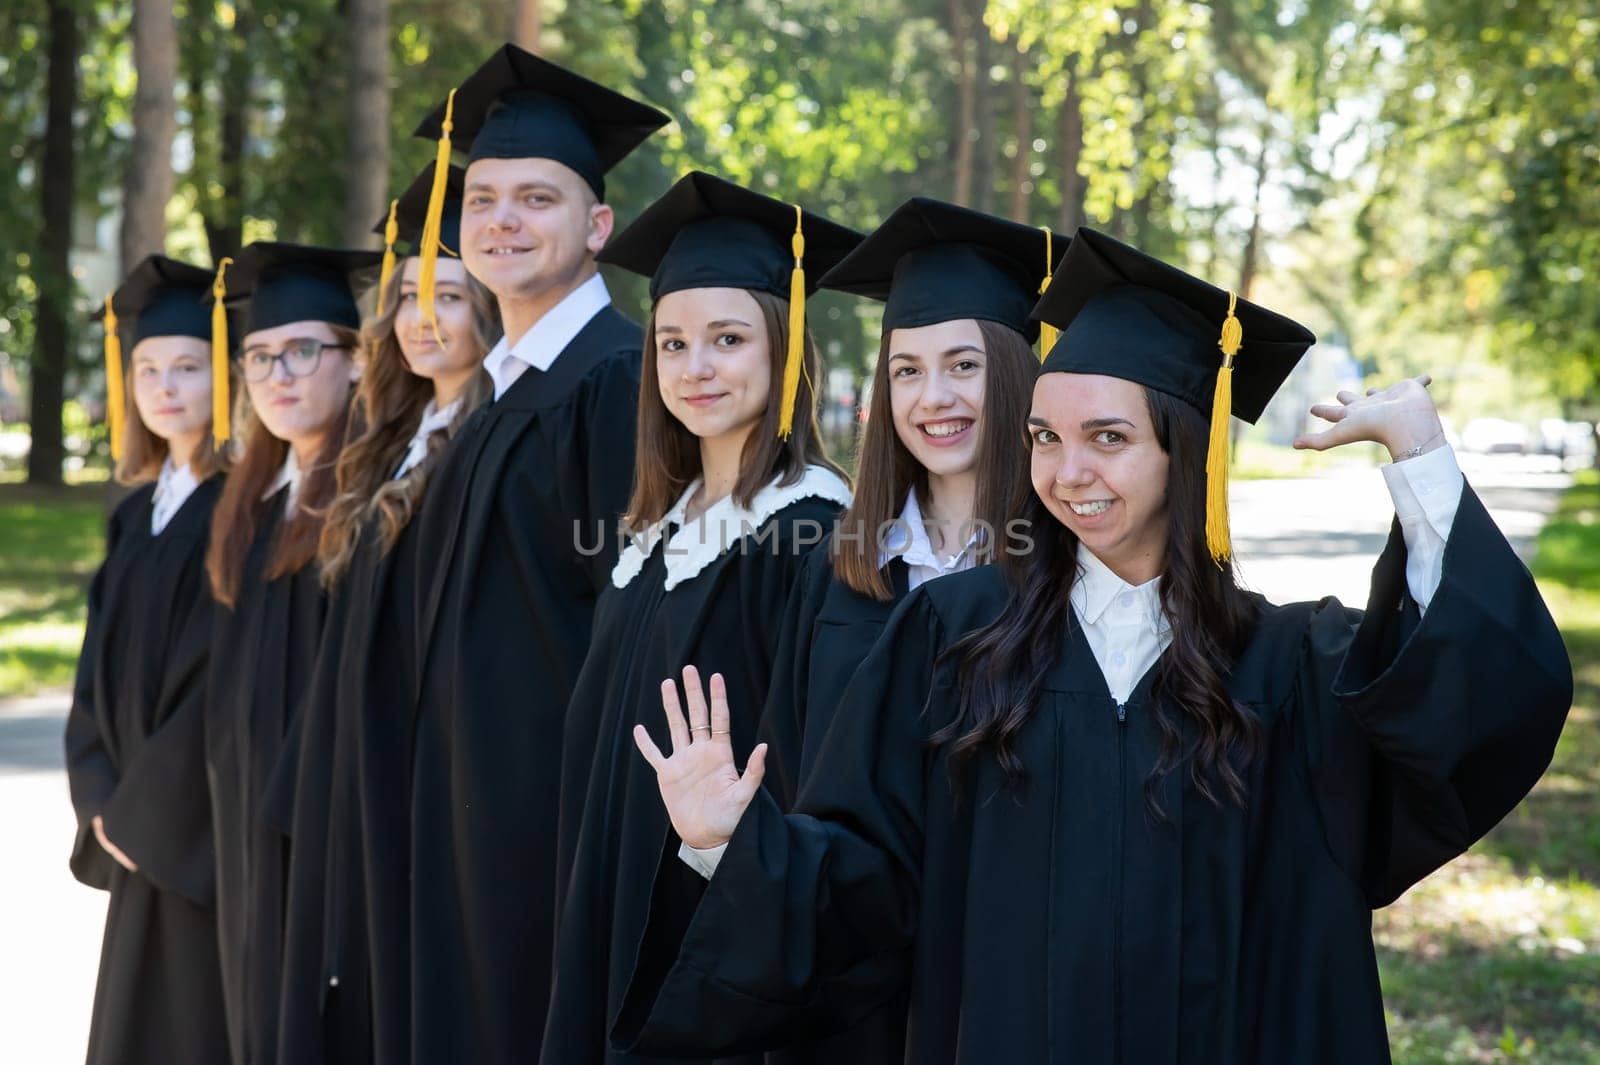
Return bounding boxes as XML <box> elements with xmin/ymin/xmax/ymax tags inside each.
<box><xmin>270</xmin><ymin>166</ymin><xmax>498</xmax><ymax>1065</ymax></box>
<box><xmin>200</xmin><ymin>241</ymin><xmax>379</xmax><ymax>1065</ymax></box>
<box><xmin>65</xmin><ymin>255</ymin><xmax>230</xmax><ymax>1065</ymax></box>
<box><xmin>538</xmin><ymin>171</ymin><xmax>862</xmax><ymax>1065</ymax></box>
<box><xmin>623</xmin><ymin>228</ymin><xmax>1571</xmax><ymax>1065</ymax></box>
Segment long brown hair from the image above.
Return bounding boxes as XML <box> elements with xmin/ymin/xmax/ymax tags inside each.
<box><xmin>623</xmin><ymin>288</ymin><xmax>843</xmax><ymax>531</ymax></box>
<box><xmin>113</xmin><ymin>341</ymin><xmax>228</xmax><ymax>486</ymax></box>
<box><xmin>832</xmin><ymin>319</ymin><xmax>1037</xmax><ymax>600</ymax></box>
<box><xmin>935</xmin><ymin>385</ymin><xmax>1261</xmax><ymax>815</ymax></box>
<box><xmin>205</xmin><ymin>323</ymin><xmax>360</xmax><ymax>607</ymax></box>
<box><xmin>317</xmin><ymin>263</ymin><xmax>496</xmax><ymax>586</ymax></box>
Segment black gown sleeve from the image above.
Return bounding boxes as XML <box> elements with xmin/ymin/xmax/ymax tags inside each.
<box><xmin>98</xmin><ymin>569</ymin><xmax>218</xmax><ymax>906</ymax></box>
<box><xmin>64</xmin><ymin>501</ymin><xmax>127</xmax><ymax>891</ymax></box>
<box><xmin>756</xmin><ymin>546</ymin><xmax>831</xmax><ymax>808</ymax></box>
<box><xmin>567</xmin><ymin>352</ymin><xmax>642</xmax><ymax>594</ymax></box>
<box><xmin>1297</xmin><ymin>485</ymin><xmax>1572</xmax><ymax>907</ymax></box>
<box><xmin>613</xmin><ymin>589</ymin><xmax>950</xmax><ymax>1057</ymax></box>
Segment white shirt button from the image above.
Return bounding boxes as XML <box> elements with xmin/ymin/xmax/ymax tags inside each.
<box><xmin>1417</xmin><ymin>480</ymin><xmax>1434</xmax><ymax>496</ymax></box>
<box><xmin>1112</xmin><ymin>651</ymin><xmax>1127</xmax><ymax>666</ymax></box>
<box><xmin>329</xmin><ymin>976</ymin><xmax>340</xmax><ymax>988</ymax></box>
<box><xmin>1118</xmin><ymin>592</ymin><xmax>1134</xmax><ymax>608</ymax></box>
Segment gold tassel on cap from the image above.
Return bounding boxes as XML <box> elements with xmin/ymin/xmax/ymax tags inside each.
<box><xmin>377</xmin><ymin>198</ymin><xmax>399</xmax><ymax>315</ymax></box>
<box><xmin>417</xmin><ymin>88</ymin><xmax>457</xmax><ymax>343</ymax></box>
<box><xmin>211</xmin><ymin>257</ymin><xmax>233</xmax><ymax>445</ymax></box>
<box><xmin>102</xmin><ymin>295</ymin><xmax>125</xmax><ymax>462</ymax></box>
<box><xmin>1037</xmin><ymin>227</ymin><xmax>1058</xmax><ymax>362</ymax></box>
<box><xmin>777</xmin><ymin>203</ymin><xmax>807</xmax><ymax>441</ymax></box>
<box><xmin>1205</xmin><ymin>291</ymin><xmax>1243</xmax><ymax>564</ymax></box>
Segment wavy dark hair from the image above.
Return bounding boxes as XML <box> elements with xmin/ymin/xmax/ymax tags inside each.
<box><xmin>936</xmin><ymin>384</ymin><xmax>1261</xmax><ymax>815</ymax></box>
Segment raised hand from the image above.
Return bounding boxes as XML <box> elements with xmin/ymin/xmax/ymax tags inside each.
<box><xmin>1293</xmin><ymin>375</ymin><xmax>1446</xmax><ymax>462</ymax></box>
<box><xmin>634</xmin><ymin>665</ymin><xmax>767</xmax><ymax>851</ymax></box>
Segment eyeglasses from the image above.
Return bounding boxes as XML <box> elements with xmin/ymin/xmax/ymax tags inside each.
<box><xmin>237</xmin><ymin>338</ymin><xmax>350</xmax><ymax>383</ymax></box>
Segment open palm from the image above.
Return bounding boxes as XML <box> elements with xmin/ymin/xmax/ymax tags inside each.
<box><xmin>634</xmin><ymin>665</ymin><xmax>767</xmax><ymax>851</ymax></box>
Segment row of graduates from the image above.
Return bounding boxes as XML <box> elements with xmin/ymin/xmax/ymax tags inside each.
<box><xmin>65</xmin><ymin>41</ymin><xmax>1572</xmax><ymax>1065</ymax></box>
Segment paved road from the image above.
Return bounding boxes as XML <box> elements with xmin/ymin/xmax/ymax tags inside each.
<box><xmin>0</xmin><ymin>453</ymin><xmax>1571</xmax><ymax>1064</ymax></box>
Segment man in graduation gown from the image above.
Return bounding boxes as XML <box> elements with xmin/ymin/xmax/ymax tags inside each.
<box><xmin>615</xmin><ymin>229</ymin><xmax>1573</xmax><ymax>1064</ymax></box>
<box><xmin>403</xmin><ymin>43</ymin><xmax>670</xmax><ymax>1064</ymax></box>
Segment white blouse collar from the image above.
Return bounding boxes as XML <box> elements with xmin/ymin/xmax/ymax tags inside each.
<box><xmin>151</xmin><ymin>458</ymin><xmax>201</xmax><ymax>535</ymax></box>
<box><xmin>262</xmin><ymin>449</ymin><xmax>302</xmax><ymax>508</ymax></box>
<box><xmin>611</xmin><ymin>465</ymin><xmax>852</xmax><ymax>591</ymax></box>
<box><xmin>1070</xmin><ymin>542</ymin><xmax>1170</xmax><ymax>635</ymax></box>
<box><xmin>877</xmin><ymin>489</ymin><xmax>981</xmax><ymax>574</ymax></box>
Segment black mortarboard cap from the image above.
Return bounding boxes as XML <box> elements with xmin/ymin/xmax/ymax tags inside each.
<box><xmin>95</xmin><ymin>254</ymin><xmax>214</xmax><ymax>346</ymax></box>
<box><xmin>1034</xmin><ymin>227</ymin><xmax>1314</xmax><ymax>422</ymax></box>
<box><xmin>377</xmin><ymin>163</ymin><xmax>465</xmax><ymax>258</ymax></box>
<box><xmin>818</xmin><ymin>197</ymin><xmax>1067</xmax><ymax>343</ymax></box>
<box><xmin>597</xmin><ymin>171</ymin><xmax>863</xmax><ymax>300</ymax></box>
<box><xmin>412</xmin><ymin>43</ymin><xmax>670</xmax><ymax>201</ymax></box>
<box><xmin>212</xmin><ymin>242</ymin><xmax>383</xmax><ymax>336</ymax></box>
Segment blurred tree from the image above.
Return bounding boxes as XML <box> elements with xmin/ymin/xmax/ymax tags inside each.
<box><xmin>121</xmin><ymin>0</ymin><xmax>177</xmax><ymax>273</ymax></box>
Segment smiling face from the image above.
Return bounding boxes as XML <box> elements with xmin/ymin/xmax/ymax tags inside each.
<box><xmin>885</xmin><ymin>318</ymin><xmax>988</xmax><ymax>480</ymax></box>
<box><xmin>129</xmin><ymin>335</ymin><xmax>213</xmax><ymax>457</ymax></box>
<box><xmin>459</xmin><ymin>157</ymin><xmax>611</xmax><ymax>303</ymax></box>
<box><xmin>394</xmin><ymin>255</ymin><xmax>483</xmax><ymax>398</ymax></box>
<box><xmin>241</xmin><ymin>319</ymin><xmax>359</xmax><ymax>456</ymax></box>
<box><xmin>1027</xmin><ymin>372</ymin><xmax>1171</xmax><ymax>582</ymax></box>
<box><xmin>652</xmin><ymin>287</ymin><xmax>773</xmax><ymax>447</ymax></box>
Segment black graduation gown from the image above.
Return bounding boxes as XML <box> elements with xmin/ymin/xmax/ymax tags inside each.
<box><xmin>614</xmin><ymin>486</ymin><xmax>1573</xmax><ymax>1065</ymax></box>
<box><xmin>407</xmin><ymin>305</ymin><xmax>642</xmax><ymax>1064</ymax></box>
<box><xmin>271</xmin><ymin>506</ymin><xmax>430</xmax><ymax>1065</ymax></box>
<box><xmin>753</xmin><ymin>543</ymin><xmax>913</xmax><ymax>1065</ymax></box>
<box><xmin>207</xmin><ymin>490</ymin><xmax>329</xmax><ymax>1065</ymax></box>
<box><xmin>64</xmin><ymin>477</ymin><xmax>230</xmax><ymax>1065</ymax></box>
<box><xmin>541</xmin><ymin>470</ymin><xmax>849</xmax><ymax>1065</ymax></box>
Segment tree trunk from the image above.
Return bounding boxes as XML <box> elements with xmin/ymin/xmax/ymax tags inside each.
<box><xmin>970</xmin><ymin>0</ymin><xmax>996</xmax><ymax>213</ymax></box>
<box><xmin>1008</xmin><ymin>38</ymin><xmax>1033</xmax><ymax>221</ymax></box>
<box><xmin>28</xmin><ymin>0</ymin><xmax>79</xmax><ymax>486</ymax></box>
<box><xmin>1237</xmin><ymin>130</ymin><xmax>1272</xmax><ymax>299</ymax></box>
<box><xmin>205</xmin><ymin>3</ymin><xmax>249</xmax><ymax>265</ymax></box>
<box><xmin>948</xmin><ymin>0</ymin><xmax>975</xmax><ymax>205</ymax></box>
<box><xmin>514</xmin><ymin>0</ymin><xmax>543</xmax><ymax>53</ymax></box>
<box><xmin>1055</xmin><ymin>62</ymin><xmax>1087</xmax><ymax>232</ymax></box>
<box><xmin>120</xmin><ymin>0</ymin><xmax>177</xmax><ymax>274</ymax></box>
<box><xmin>341</xmin><ymin>0</ymin><xmax>390</xmax><ymax>248</ymax></box>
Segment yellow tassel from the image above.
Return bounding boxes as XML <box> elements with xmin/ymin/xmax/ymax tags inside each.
<box><xmin>103</xmin><ymin>295</ymin><xmax>125</xmax><ymax>462</ymax></box>
<box><xmin>1037</xmin><ymin>227</ymin><xmax>1058</xmax><ymax>361</ymax></box>
<box><xmin>417</xmin><ymin>88</ymin><xmax>456</xmax><ymax>345</ymax></box>
<box><xmin>1205</xmin><ymin>291</ymin><xmax>1243</xmax><ymax>564</ymax></box>
<box><xmin>777</xmin><ymin>204</ymin><xmax>806</xmax><ymax>441</ymax></box>
<box><xmin>211</xmin><ymin>257</ymin><xmax>233</xmax><ymax>445</ymax></box>
<box><xmin>377</xmin><ymin>198</ymin><xmax>399</xmax><ymax>315</ymax></box>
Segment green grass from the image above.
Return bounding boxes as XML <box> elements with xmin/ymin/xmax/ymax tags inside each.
<box><xmin>1376</xmin><ymin>469</ymin><xmax>1600</xmax><ymax>1063</ymax></box>
<box><xmin>0</xmin><ymin>484</ymin><xmax>112</xmax><ymax>697</ymax></box>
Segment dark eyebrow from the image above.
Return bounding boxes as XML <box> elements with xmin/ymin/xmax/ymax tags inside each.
<box><xmin>942</xmin><ymin>345</ymin><xmax>984</xmax><ymax>358</ymax></box>
<box><xmin>655</xmin><ymin>324</ymin><xmax>683</xmax><ymax>334</ymax></box>
<box><xmin>1026</xmin><ymin>415</ymin><xmax>1051</xmax><ymax>427</ymax></box>
<box><xmin>707</xmin><ymin>319</ymin><xmax>753</xmax><ymax>329</ymax></box>
<box><xmin>1081</xmin><ymin>417</ymin><xmax>1135</xmax><ymax>431</ymax></box>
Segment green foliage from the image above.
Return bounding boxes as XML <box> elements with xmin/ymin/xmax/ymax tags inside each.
<box><xmin>0</xmin><ymin>484</ymin><xmax>108</xmax><ymax>697</ymax></box>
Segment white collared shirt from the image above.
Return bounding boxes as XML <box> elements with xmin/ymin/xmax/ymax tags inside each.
<box><xmin>150</xmin><ymin>458</ymin><xmax>201</xmax><ymax>535</ymax></box>
<box><xmin>680</xmin><ymin>445</ymin><xmax>1469</xmax><ymax>880</ymax></box>
<box><xmin>393</xmin><ymin>397</ymin><xmax>462</xmax><ymax>479</ymax></box>
<box><xmin>482</xmin><ymin>272</ymin><xmax>612</xmax><ymax>400</ymax></box>
<box><xmin>262</xmin><ymin>450</ymin><xmax>303</xmax><ymax>509</ymax></box>
<box><xmin>878</xmin><ymin>490</ymin><xmax>982</xmax><ymax>592</ymax></box>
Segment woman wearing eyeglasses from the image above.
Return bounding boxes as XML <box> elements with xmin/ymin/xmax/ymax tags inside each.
<box><xmin>203</xmin><ymin>242</ymin><xmax>379</xmax><ymax>1065</ymax></box>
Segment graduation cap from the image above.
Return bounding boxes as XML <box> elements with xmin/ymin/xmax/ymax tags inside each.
<box><xmin>598</xmin><ymin>170</ymin><xmax>864</xmax><ymax>439</ymax></box>
<box><xmin>94</xmin><ymin>255</ymin><xmax>216</xmax><ymax>459</ymax></box>
<box><xmin>413</xmin><ymin>44</ymin><xmax>670</xmax><ymax>199</ymax></box>
<box><xmin>1033</xmin><ymin>227</ymin><xmax>1316</xmax><ymax>562</ymax></box>
<box><xmin>818</xmin><ymin>197</ymin><xmax>1069</xmax><ymax>349</ymax></box>
<box><xmin>373</xmin><ymin>164</ymin><xmax>465</xmax><ymax>314</ymax></box>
